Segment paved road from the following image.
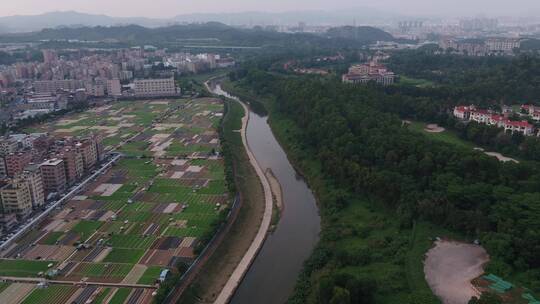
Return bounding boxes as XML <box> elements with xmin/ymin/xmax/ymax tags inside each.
<box><xmin>210</xmin><ymin>83</ymin><xmax>274</xmax><ymax>304</ymax></box>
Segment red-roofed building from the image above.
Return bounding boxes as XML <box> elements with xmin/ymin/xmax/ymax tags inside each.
<box><xmin>531</xmin><ymin>111</ymin><xmax>540</xmax><ymax>122</ymax></box>
<box><xmin>488</xmin><ymin>114</ymin><xmax>507</xmax><ymax>128</ymax></box>
<box><xmin>453</xmin><ymin>106</ymin><xmax>474</xmax><ymax>120</ymax></box>
<box><xmin>521</xmin><ymin>104</ymin><xmax>539</xmax><ymax>115</ymax></box>
<box><xmin>504</xmin><ymin>120</ymin><xmax>534</xmax><ymax>136</ymax></box>
<box><xmin>470</xmin><ymin>109</ymin><xmax>492</xmax><ymax>123</ymax></box>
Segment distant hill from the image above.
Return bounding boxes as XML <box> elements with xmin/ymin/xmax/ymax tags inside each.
<box><xmin>326</xmin><ymin>26</ymin><xmax>394</xmax><ymax>42</ymax></box>
<box><xmin>0</xmin><ymin>9</ymin><xmax>402</xmax><ymax>33</ymax></box>
<box><xmin>0</xmin><ymin>11</ymin><xmax>169</xmax><ymax>33</ymax></box>
<box><xmin>0</xmin><ymin>23</ymin><xmax>395</xmax><ymax>49</ymax></box>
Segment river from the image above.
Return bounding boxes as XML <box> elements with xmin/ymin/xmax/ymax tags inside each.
<box><xmin>209</xmin><ymin>82</ymin><xmax>321</xmax><ymax>304</ymax></box>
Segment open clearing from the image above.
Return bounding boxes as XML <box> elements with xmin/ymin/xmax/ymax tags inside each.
<box><xmin>424</xmin><ymin>240</ymin><xmax>489</xmax><ymax>304</ymax></box>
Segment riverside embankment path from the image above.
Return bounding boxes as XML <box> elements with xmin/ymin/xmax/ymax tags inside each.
<box><xmin>209</xmin><ymin>82</ymin><xmax>274</xmax><ymax>304</ymax></box>
<box><xmin>209</xmin><ymin>81</ymin><xmax>320</xmax><ymax>304</ymax></box>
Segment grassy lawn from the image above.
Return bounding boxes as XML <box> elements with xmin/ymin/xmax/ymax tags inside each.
<box><xmin>162</xmin><ymin>226</ymin><xmax>209</xmax><ymax>238</ymax></box>
<box><xmin>41</xmin><ymin>231</ymin><xmax>64</xmax><ymax>245</ymax></box>
<box><xmin>108</xmin><ymin>234</ymin><xmax>157</xmax><ymax>249</ymax></box>
<box><xmin>21</xmin><ymin>285</ymin><xmax>77</xmax><ymax>304</ymax></box>
<box><xmin>0</xmin><ymin>259</ymin><xmax>56</xmax><ymax>277</ymax></box>
<box><xmin>118</xmin><ymin>141</ymin><xmax>152</xmax><ymax>157</ymax></box>
<box><xmin>190</xmin><ymin>159</ymin><xmax>225</xmax><ymax>180</ymax></box>
<box><xmin>72</xmin><ymin>220</ymin><xmax>103</xmax><ymax>241</ymax></box>
<box><xmin>109</xmin><ymin>288</ymin><xmax>131</xmax><ymax>304</ymax></box>
<box><xmin>398</xmin><ymin>75</ymin><xmax>436</xmax><ymax>88</ymax></box>
<box><xmin>197</xmin><ymin>180</ymin><xmax>226</xmax><ymax>195</ymax></box>
<box><xmin>103</xmin><ymin>248</ymin><xmax>145</xmax><ymax>264</ymax></box>
<box><xmin>408</xmin><ymin>121</ymin><xmax>475</xmax><ymax>150</ymax></box>
<box><xmin>0</xmin><ymin>282</ymin><xmax>10</xmax><ymax>293</ymax></box>
<box><xmin>166</xmin><ymin>140</ymin><xmax>213</xmax><ymax>156</ymax></box>
<box><xmin>92</xmin><ymin>288</ymin><xmax>112</xmax><ymax>304</ymax></box>
<box><xmin>137</xmin><ymin>266</ymin><xmax>163</xmax><ymax>285</ymax></box>
<box><xmin>72</xmin><ymin>262</ymin><xmax>134</xmax><ymax>279</ymax></box>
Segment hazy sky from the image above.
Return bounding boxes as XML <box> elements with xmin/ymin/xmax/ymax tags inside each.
<box><xmin>1</xmin><ymin>0</ymin><xmax>539</xmax><ymax>18</ymax></box>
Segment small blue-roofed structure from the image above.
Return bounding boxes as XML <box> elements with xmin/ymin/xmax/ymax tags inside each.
<box><xmin>159</xmin><ymin>269</ymin><xmax>171</xmax><ymax>282</ymax></box>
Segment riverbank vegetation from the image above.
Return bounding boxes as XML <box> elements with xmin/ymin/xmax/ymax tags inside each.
<box><xmin>227</xmin><ymin>65</ymin><xmax>540</xmax><ymax>303</ymax></box>
<box><xmin>180</xmin><ymin>97</ymin><xmax>266</xmax><ymax>303</ymax></box>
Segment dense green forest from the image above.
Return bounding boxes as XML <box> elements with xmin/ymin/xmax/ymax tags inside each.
<box><xmin>381</xmin><ymin>53</ymin><xmax>540</xmax><ymax>162</ymax></box>
<box><xmin>227</xmin><ymin>64</ymin><xmax>540</xmax><ymax>303</ymax></box>
<box><xmin>387</xmin><ymin>52</ymin><xmax>540</xmax><ymax>102</ymax></box>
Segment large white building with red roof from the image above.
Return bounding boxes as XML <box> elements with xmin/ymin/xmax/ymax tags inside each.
<box><xmin>342</xmin><ymin>62</ymin><xmax>396</xmax><ymax>86</ymax></box>
<box><xmin>454</xmin><ymin>105</ymin><xmax>536</xmax><ymax>136</ymax></box>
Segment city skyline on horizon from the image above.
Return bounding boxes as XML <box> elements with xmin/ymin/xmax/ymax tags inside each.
<box><xmin>1</xmin><ymin>0</ymin><xmax>540</xmax><ymax>19</ymax></box>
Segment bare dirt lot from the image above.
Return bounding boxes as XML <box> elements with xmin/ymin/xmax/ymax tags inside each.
<box><xmin>424</xmin><ymin>240</ymin><xmax>489</xmax><ymax>304</ymax></box>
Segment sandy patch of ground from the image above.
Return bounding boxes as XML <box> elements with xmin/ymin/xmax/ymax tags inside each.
<box><xmin>93</xmin><ymin>184</ymin><xmax>123</xmax><ymax>197</ymax></box>
<box><xmin>0</xmin><ymin>283</ymin><xmax>35</xmax><ymax>304</ymax></box>
<box><xmin>170</xmin><ymin>172</ymin><xmax>185</xmax><ymax>179</ymax></box>
<box><xmin>150</xmin><ymin>101</ymin><xmax>170</xmax><ymax>105</ymax></box>
<box><xmin>196</xmin><ymin>110</ymin><xmax>212</xmax><ymax>117</ymax></box>
<box><xmin>55</xmin><ymin>126</ymin><xmax>88</xmax><ymax>133</ymax></box>
<box><xmin>43</xmin><ymin>219</ymin><xmax>65</xmax><ymax>232</ymax></box>
<box><xmin>150</xmin><ymin>134</ymin><xmax>170</xmax><ymax>143</ymax></box>
<box><xmin>140</xmin><ymin>249</ymin><xmax>175</xmax><ymax>266</ymax></box>
<box><xmin>153</xmin><ymin>123</ymin><xmax>184</xmax><ymax>130</ymax></box>
<box><xmin>89</xmin><ymin>126</ymin><xmax>119</xmax><ymax>133</ymax></box>
<box><xmin>93</xmin><ymin>247</ymin><xmax>112</xmax><ymax>263</ymax></box>
<box><xmin>151</xmin><ymin>139</ymin><xmax>173</xmax><ymax>155</ymax></box>
<box><xmin>180</xmin><ymin>237</ymin><xmax>196</xmax><ymax>248</ymax></box>
<box><xmin>484</xmin><ymin>152</ymin><xmax>519</xmax><ymax>163</ymax></box>
<box><xmin>24</xmin><ymin>245</ymin><xmax>75</xmax><ymax>261</ymax></box>
<box><xmin>122</xmin><ymin>264</ymin><xmax>147</xmax><ymax>284</ymax></box>
<box><xmin>186</xmin><ymin>165</ymin><xmax>203</xmax><ymax>173</ymax></box>
<box><xmin>425</xmin><ymin>124</ymin><xmax>446</xmax><ymax>133</ymax></box>
<box><xmin>266</xmin><ymin>168</ymin><xmax>284</xmax><ymax>214</ymax></box>
<box><xmin>162</xmin><ymin>203</ymin><xmax>178</xmax><ymax>214</ymax></box>
<box><xmin>171</xmin><ymin>159</ymin><xmax>188</xmax><ymax>166</ymax></box>
<box><xmin>424</xmin><ymin>240</ymin><xmax>489</xmax><ymax>304</ymax></box>
<box><xmin>54</xmin><ymin>220</ymin><xmax>76</xmax><ymax>233</ymax></box>
<box><xmin>88</xmin><ymin>105</ymin><xmax>112</xmax><ymax>113</ymax></box>
<box><xmin>99</xmin><ymin>211</ymin><xmax>116</xmax><ymax>222</ymax></box>
<box><xmin>56</xmin><ymin>117</ymin><xmax>87</xmax><ymax>126</ymax></box>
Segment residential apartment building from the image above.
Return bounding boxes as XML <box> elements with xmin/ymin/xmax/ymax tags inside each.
<box><xmin>134</xmin><ymin>78</ymin><xmax>178</xmax><ymax>96</ymax></box>
<box><xmin>58</xmin><ymin>148</ymin><xmax>84</xmax><ymax>186</ymax></box>
<box><xmin>33</xmin><ymin>80</ymin><xmax>85</xmax><ymax>94</ymax></box>
<box><xmin>0</xmin><ymin>138</ymin><xmax>18</xmax><ymax>155</ymax></box>
<box><xmin>486</xmin><ymin>38</ymin><xmax>521</xmax><ymax>53</ymax></box>
<box><xmin>106</xmin><ymin>79</ymin><xmax>122</xmax><ymax>96</ymax></box>
<box><xmin>0</xmin><ymin>157</ymin><xmax>6</xmax><ymax>177</ymax></box>
<box><xmin>5</xmin><ymin>151</ymin><xmax>33</xmax><ymax>177</ymax></box>
<box><xmin>0</xmin><ymin>179</ymin><xmax>32</xmax><ymax>217</ymax></box>
<box><xmin>20</xmin><ymin>165</ymin><xmax>45</xmax><ymax>208</ymax></box>
<box><xmin>76</xmin><ymin>140</ymin><xmax>98</xmax><ymax>171</ymax></box>
<box><xmin>40</xmin><ymin>159</ymin><xmax>67</xmax><ymax>195</ymax></box>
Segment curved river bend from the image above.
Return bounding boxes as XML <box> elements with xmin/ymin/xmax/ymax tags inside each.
<box><xmin>209</xmin><ymin>82</ymin><xmax>321</xmax><ymax>304</ymax></box>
